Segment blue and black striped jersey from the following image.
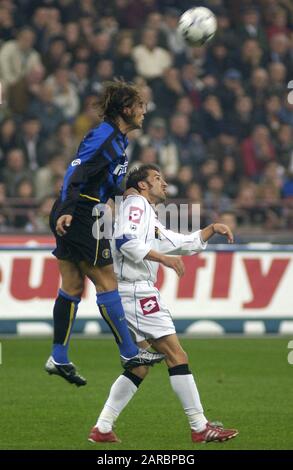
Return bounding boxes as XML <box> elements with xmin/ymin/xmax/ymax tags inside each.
<box><xmin>57</xmin><ymin>120</ymin><xmax>128</xmax><ymax>217</ymax></box>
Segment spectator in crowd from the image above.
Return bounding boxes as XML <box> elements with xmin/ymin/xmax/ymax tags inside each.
<box><xmin>1</xmin><ymin>148</ymin><xmax>32</xmax><ymax>197</ymax></box>
<box><xmin>132</xmin><ymin>28</ymin><xmax>172</xmax><ymax>82</ymax></box>
<box><xmin>70</xmin><ymin>60</ymin><xmax>90</xmax><ymax>100</ymax></box>
<box><xmin>237</xmin><ymin>6</ymin><xmax>268</xmax><ymax>51</ymax></box>
<box><xmin>241</xmin><ymin>125</ymin><xmax>276</xmax><ymax>179</ymax></box>
<box><xmin>28</xmin><ymin>83</ymin><xmax>65</xmax><ymax>137</ymax></box>
<box><xmin>161</xmin><ymin>7</ymin><xmax>186</xmax><ymax>57</ymax></box>
<box><xmin>113</xmin><ymin>34</ymin><xmax>136</xmax><ymax>81</ymax></box>
<box><xmin>134</xmin><ymin>117</ymin><xmax>179</xmax><ymax>180</ymax></box>
<box><xmin>45</xmin><ymin>66</ymin><xmax>80</xmax><ymax>120</ymax></box>
<box><xmin>204</xmin><ymin>174</ymin><xmax>232</xmax><ymax>216</ymax></box>
<box><xmin>34</xmin><ymin>153</ymin><xmax>66</xmax><ymax>200</ymax></box>
<box><xmin>16</xmin><ymin>115</ymin><xmax>44</xmax><ymax>170</ymax></box>
<box><xmin>200</xmin><ymin>94</ymin><xmax>226</xmax><ymax>141</ymax></box>
<box><xmin>87</xmin><ymin>59</ymin><xmax>114</xmax><ymax>96</ymax></box>
<box><xmin>230</xmin><ymin>95</ymin><xmax>254</xmax><ymax>139</ymax></box>
<box><xmin>153</xmin><ymin>66</ymin><xmax>184</xmax><ymax>118</ymax></box>
<box><xmin>237</xmin><ymin>39</ymin><xmax>265</xmax><ymax>79</ymax></box>
<box><xmin>172</xmin><ymin>165</ymin><xmax>195</xmax><ymax>198</ymax></box>
<box><xmin>33</xmin><ymin>195</ymin><xmax>55</xmax><ymax>232</ymax></box>
<box><xmin>268</xmin><ymin>62</ymin><xmax>287</xmax><ymax>96</ymax></box>
<box><xmin>12</xmin><ymin>178</ymin><xmax>36</xmax><ymax>230</ymax></box>
<box><xmin>0</xmin><ymin>27</ymin><xmax>42</xmax><ymax>93</ymax></box>
<box><xmin>73</xmin><ymin>94</ymin><xmax>99</xmax><ymax>141</ymax></box>
<box><xmin>170</xmin><ymin>113</ymin><xmax>206</xmax><ymax>167</ymax></box>
<box><xmin>276</xmin><ymin>124</ymin><xmax>293</xmax><ymax>170</ymax></box>
<box><xmin>0</xmin><ymin>118</ymin><xmax>18</xmax><ymax>170</ymax></box>
<box><xmin>236</xmin><ymin>182</ymin><xmax>265</xmax><ymax>226</ymax></box>
<box><xmin>210</xmin><ymin>211</ymin><xmax>243</xmax><ymax>244</ymax></box>
<box><xmin>41</xmin><ymin>122</ymin><xmax>78</xmax><ymax>164</ymax></box>
<box><xmin>0</xmin><ymin>182</ymin><xmax>11</xmax><ymax>230</ymax></box>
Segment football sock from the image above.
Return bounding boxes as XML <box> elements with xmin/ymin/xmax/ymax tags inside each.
<box><xmin>52</xmin><ymin>289</ymin><xmax>80</xmax><ymax>364</ymax></box>
<box><xmin>169</xmin><ymin>364</ymin><xmax>208</xmax><ymax>432</ymax></box>
<box><xmin>96</xmin><ymin>290</ymin><xmax>139</xmax><ymax>358</ymax></box>
<box><xmin>96</xmin><ymin>371</ymin><xmax>143</xmax><ymax>433</ymax></box>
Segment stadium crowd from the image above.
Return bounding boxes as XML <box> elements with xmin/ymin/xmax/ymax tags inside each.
<box><xmin>0</xmin><ymin>0</ymin><xmax>292</xmax><ymax>235</ymax></box>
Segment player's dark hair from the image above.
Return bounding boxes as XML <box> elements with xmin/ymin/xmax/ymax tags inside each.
<box><xmin>97</xmin><ymin>79</ymin><xmax>142</xmax><ymax>122</ymax></box>
<box><xmin>126</xmin><ymin>164</ymin><xmax>160</xmax><ymax>191</ymax></box>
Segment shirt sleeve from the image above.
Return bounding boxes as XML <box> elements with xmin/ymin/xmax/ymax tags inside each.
<box><xmin>114</xmin><ymin>196</ymin><xmax>152</xmax><ymax>263</ymax></box>
<box><xmin>156</xmin><ymin>222</ymin><xmax>208</xmax><ymax>255</ymax></box>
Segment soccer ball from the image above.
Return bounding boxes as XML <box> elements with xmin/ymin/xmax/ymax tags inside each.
<box><xmin>178</xmin><ymin>6</ymin><xmax>217</xmax><ymax>47</ymax></box>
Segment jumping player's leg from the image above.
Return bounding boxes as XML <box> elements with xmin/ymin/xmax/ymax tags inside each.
<box><xmin>52</xmin><ymin>259</ymin><xmax>84</xmax><ymax>363</ymax></box>
<box><xmin>45</xmin><ymin>259</ymin><xmax>87</xmax><ymax>386</ymax></box>
<box><xmin>79</xmin><ymin>261</ymin><xmax>138</xmax><ymax>358</ymax></box>
<box><xmin>79</xmin><ymin>261</ymin><xmax>164</xmax><ymax>366</ymax></box>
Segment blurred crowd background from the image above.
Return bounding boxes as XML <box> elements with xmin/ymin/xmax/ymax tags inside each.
<box><xmin>0</xmin><ymin>0</ymin><xmax>292</xmax><ymax>241</ymax></box>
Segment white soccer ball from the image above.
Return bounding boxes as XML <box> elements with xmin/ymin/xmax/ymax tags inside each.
<box><xmin>177</xmin><ymin>6</ymin><xmax>217</xmax><ymax>47</ymax></box>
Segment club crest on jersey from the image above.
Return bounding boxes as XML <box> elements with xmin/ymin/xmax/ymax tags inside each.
<box><xmin>102</xmin><ymin>249</ymin><xmax>111</xmax><ymax>259</ymax></box>
<box><xmin>129</xmin><ymin>206</ymin><xmax>143</xmax><ymax>224</ymax></box>
<box><xmin>140</xmin><ymin>296</ymin><xmax>160</xmax><ymax>315</ymax></box>
<box><xmin>71</xmin><ymin>158</ymin><xmax>81</xmax><ymax>166</ymax></box>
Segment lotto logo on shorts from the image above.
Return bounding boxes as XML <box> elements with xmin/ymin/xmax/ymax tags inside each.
<box><xmin>129</xmin><ymin>206</ymin><xmax>143</xmax><ymax>224</ymax></box>
<box><xmin>140</xmin><ymin>296</ymin><xmax>160</xmax><ymax>315</ymax></box>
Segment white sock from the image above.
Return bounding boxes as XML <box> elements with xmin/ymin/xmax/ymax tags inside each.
<box><xmin>169</xmin><ymin>374</ymin><xmax>208</xmax><ymax>432</ymax></box>
<box><xmin>96</xmin><ymin>375</ymin><xmax>138</xmax><ymax>433</ymax></box>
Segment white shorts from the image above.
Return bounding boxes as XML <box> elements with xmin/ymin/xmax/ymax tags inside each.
<box><xmin>118</xmin><ymin>281</ymin><xmax>176</xmax><ymax>343</ymax></box>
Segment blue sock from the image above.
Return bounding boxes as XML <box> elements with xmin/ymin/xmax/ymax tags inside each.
<box><xmin>52</xmin><ymin>289</ymin><xmax>80</xmax><ymax>364</ymax></box>
<box><xmin>96</xmin><ymin>289</ymin><xmax>139</xmax><ymax>358</ymax></box>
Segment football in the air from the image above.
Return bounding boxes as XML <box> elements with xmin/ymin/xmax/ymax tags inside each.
<box><xmin>177</xmin><ymin>6</ymin><xmax>217</xmax><ymax>47</ymax></box>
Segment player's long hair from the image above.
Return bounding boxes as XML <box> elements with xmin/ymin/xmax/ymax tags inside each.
<box><xmin>97</xmin><ymin>79</ymin><xmax>142</xmax><ymax>122</ymax></box>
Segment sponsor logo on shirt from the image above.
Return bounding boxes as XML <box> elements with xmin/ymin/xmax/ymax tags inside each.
<box><xmin>113</xmin><ymin>161</ymin><xmax>128</xmax><ymax>176</ymax></box>
<box><xmin>129</xmin><ymin>206</ymin><xmax>143</xmax><ymax>224</ymax></box>
<box><xmin>140</xmin><ymin>296</ymin><xmax>160</xmax><ymax>315</ymax></box>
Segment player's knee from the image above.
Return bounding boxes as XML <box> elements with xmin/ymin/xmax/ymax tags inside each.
<box><xmin>129</xmin><ymin>365</ymin><xmax>149</xmax><ymax>379</ymax></box>
<box><xmin>96</xmin><ymin>274</ymin><xmax>118</xmax><ymax>292</ymax></box>
<box><xmin>166</xmin><ymin>349</ymin><xmax>188</xmax><ymax>367</ymax></box>
<box><xmin>61</xmin><ymin>280</ymin><xmax>84</xmax><ymax>298</ymax></box>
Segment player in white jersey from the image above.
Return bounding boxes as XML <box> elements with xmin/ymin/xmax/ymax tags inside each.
<box><xmin>88</xmin><ymin>164</ymin><xmax>238</xmax><ymax>444</ymax></box>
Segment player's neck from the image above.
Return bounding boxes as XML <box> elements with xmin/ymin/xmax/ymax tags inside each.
<box><xmin>140</xmin><ymin>191</ymin><xmax>156</xmax><ymax>205</ymax></box>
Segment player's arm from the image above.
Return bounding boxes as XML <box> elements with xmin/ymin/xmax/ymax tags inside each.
<box><xmin>144</xmin><ymin>250</ymin><xmax>185</xmax><ymax>277</ymax></box>
<box><xmin>156</xmin><ymin>222</ymin><xmax>233</xmax><ymax>256</ymax></box>
<box><xmin>56</xmin><ymin>128</ymin><xmax>114</xmax><ymax>235</ymax></box>
<box><xmin>156</xmin><ymin>223</ymin><xmax>207</xmax><ymax>255</ymax></box>
<box><xmin>201</xmin><ymin>223</ymin><xmax>234</xmax><ymax>243</ymax></box>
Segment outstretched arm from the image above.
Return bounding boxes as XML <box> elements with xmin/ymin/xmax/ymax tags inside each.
<box><xmin>201</xmin><ymin>223</ymin><xmax>234</xmax><ymax>243</ymax></box>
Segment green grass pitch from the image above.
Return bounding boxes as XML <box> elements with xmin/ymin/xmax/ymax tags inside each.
<box><xmin>0</xmin><ymin>337</ymin><xmax>292</xmax><ymax>450</ymax></box>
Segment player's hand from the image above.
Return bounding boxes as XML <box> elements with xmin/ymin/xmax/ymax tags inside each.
<box><xmin>161</xmin><ymin>255</ymin><xmax>185</xmax><ymax>277</ymax></box>
<box><xmin>56</xmin><ymin>215</ymin><xmax>73</xmax><ymax>236</ymax></box>
<box><xmin>213</xmin><ymin>223</ymin><xmax>234</xmax><ymax>243</ymax></box>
